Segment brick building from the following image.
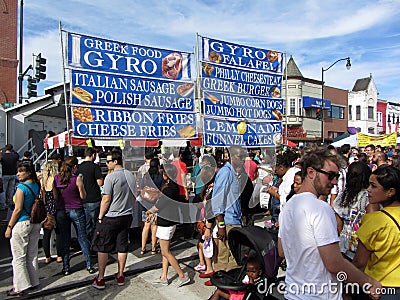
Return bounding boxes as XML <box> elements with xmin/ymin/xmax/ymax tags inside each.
<box><xmin>0</xmin><ymin>0</ymin><xmax>18</xmax><ymax>104</ymax></box>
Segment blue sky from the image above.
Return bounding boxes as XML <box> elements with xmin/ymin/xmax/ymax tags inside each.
<box><xmin>21</xmin><ymin>0</ymin><xmax>400</xmax><ymax>101</ymax></box>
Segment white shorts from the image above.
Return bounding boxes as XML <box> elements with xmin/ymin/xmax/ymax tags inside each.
<box><xmin>156</xmin><ymin>225</ymin><xmax>176</xmax><ymax>241</ymax></box>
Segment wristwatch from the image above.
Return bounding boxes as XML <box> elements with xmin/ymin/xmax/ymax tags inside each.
<box><xmin>98</xmin><ymin>218</ymin><xmax>103</xmax><ymax>224</ymax></box>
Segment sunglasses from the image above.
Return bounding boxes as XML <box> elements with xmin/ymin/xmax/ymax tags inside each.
<box><xmin>314</xmin><ymin>168</ymin><xmax>340</xmax><ymax>181</ymax></box>
<box><xmin>106</xmin><ymin>159</ymin><xmax>114</xmax><ymax>163</ymax></box>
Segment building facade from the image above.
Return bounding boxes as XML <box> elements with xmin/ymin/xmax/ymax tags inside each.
<box><xmin>348</xmin><ymin>75</ymin><xmax>378</xmax><ymax>134</ymax></box>
<box><xmin>386</xmin><ymin>101</ymin><xmax>400</xmax><ymax>134</ymax></box>
<box><xmin>282</xmin><ymin>56</ymin><xmax>348</xmax><ymax>144</ymax></box>
<box><xmin>0</xmin><ymin>0</ymin><xmax>18</xmax><ymax>104</ymax></box>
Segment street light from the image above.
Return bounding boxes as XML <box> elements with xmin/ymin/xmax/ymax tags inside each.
<box><xmin>321</xmin><ymin>57</ymin><xmax>351</xmax><ymax>144</ymax></box>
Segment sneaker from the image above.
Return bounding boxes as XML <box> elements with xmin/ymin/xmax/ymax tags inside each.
<box><xmin>92</xmin><ymin>276</ymin><xmax>105</xmax><ymax>290</ymax></box>
<box><xmin>153</xmin><ymin>277</ymin><xmax>169</xmax><ymax>286</ymax></box>
<box><xmin>194</xmin><ymin>264</ymin><xmax>206</xmax><ymax>271</ymax></box>
<box><xmin>115</xmin><ymin>274</ymin><xmax>125</xmax><ymax>286</ymax></box>
<box><xmin>177</xmin><ymin>273</ymin><xmax>190</xmax><ymax>287</ymax></box>
<box><xmin>87</xmin><ymin>267</ymin><xmax>96</xmax><ymax>274</ymax></box>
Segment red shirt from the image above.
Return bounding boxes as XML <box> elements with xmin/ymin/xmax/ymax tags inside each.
<box><xmin>171</xmin><ymin>159</ymin><xmax>187</xmax><ymax>196</ymax></box>
<box><xmin>244</xmin><ymin>159</ymin><xmax>258</xmax><ymax>181</ymax></box>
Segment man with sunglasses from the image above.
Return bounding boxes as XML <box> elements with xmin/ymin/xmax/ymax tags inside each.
<box><xmin>92</xmin><ymin>150</ymin><xmax>137</xmax><ymax>290</ymax></box>
<box><xmin>278</xmin><ymin>146</ymin><xmax>382</xmax><ymax>299</ymax></box>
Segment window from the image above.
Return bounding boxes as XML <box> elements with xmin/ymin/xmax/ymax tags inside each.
<box><xmin>349</xmin><ymin>105</ymin><xmax>352</xmax><ymax>120</ymax></box>
<box><xmin>368</xmin><ymin>106</ymin><xmax>374</xmax><ymax>120</ymax></box>
<box><xmin>328</xmin><ymin>105</ymin><xmax>345</xmax><ymax>119</ymax></box>
<box><xmin>290</xmin><ymin>98</ymin><xmax>296</xmax><ymax>115</ymax></box>
<box><xmin>356</xmin><ymin>106</ymin><xmax>361</xmax><ymax>120</ymax></box>
<box><xmin>368</xmin><ymin>127</ymin><xmax>375</xmax><ymax>134</ymax></box>
<box><xmin>377</xmin><ymin>112</ymin><xmax>382</xmax><ymax>126</ymax></box>
<box><xmin>298</xmin><ymin>98</ymin><xmax>302</xmax><ymax>116</ymax></box>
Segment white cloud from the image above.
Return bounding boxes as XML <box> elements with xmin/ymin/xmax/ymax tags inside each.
<box><xmin>20</xmin><ymin>0</ymin><xmax>400</xmax><ymax>101</ymax></box>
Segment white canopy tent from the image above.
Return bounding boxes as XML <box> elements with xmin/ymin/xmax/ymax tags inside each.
<box><xmin>330</xmin><ymin>134</ymin><xmax>358</xmax><ymax>148</ymax></box>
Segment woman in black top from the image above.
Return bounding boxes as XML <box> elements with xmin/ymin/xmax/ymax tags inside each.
<box><xmin>147</xmin><ymin>164</ymin><xmax>190</xmax><ymax>287</ymax></box>
<box><xmin>140</xmin><ymin>158</ymin><xmax>164</xmax><ymax>255</ymax></box>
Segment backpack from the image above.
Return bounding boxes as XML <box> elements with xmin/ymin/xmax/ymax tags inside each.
<box><xmin>21</xmin><ymin>183</ymin><xmax>47</xmax><ymax>224</ymax></box>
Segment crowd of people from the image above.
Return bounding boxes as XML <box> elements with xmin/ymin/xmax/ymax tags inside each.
<box><xmin>1</xmin><ymin>141</ymin><xmax>399</xmax><ymax>299</ymax></box>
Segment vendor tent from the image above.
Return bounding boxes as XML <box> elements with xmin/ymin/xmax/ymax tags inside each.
<box><xmin>44</xmin><ymin>130</ymin><xmax>87</xmax><ymax>149</ymax></box>
<box><xmin>45</xmin><ymin>131</ymin><xmax>203</xmax><ymax>149</ymax></box>
<box><xmin>330</xmin><ymin>134</ymin><xmax>358</xmax><ymax>148</ymax></box>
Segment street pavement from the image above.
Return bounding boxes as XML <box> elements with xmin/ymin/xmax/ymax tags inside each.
<box><xmin>0</xmin><ymin>210</ymin><xmax>285</xmax><ymax>300</ymax></box>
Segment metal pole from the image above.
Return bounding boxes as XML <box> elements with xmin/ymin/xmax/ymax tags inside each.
<box><xmin>18</xmin><ymin>0</ymin><xmax>23</xmax><ymax>104</ymax></box>
<box><xmin>59</xmin><ymin>21</ymin><xmax>72</xmax><ymax>153</ymax></box>
<box><xmin>321</xmin><ymin>57</ymin><xmax>351</xmax><ymax>145</ymax></box>
<box><xmin>284</xmin><ymin>52</ymin><xmax>288</xmax><ymax>144</ymax></box>
<box><xmin>321</xmin><ymin>67</ymin><xmax>324</xmax><ymax>144</ymax></box>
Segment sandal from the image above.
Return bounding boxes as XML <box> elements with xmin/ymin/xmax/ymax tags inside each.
<box><xmin>140</xmin><ymin>249</ymin><xmax>147</xmax><ymax>255</ymax></box>
<box><xmin>45</xmin><ymin>257</ymin><xmax>54</xmax><ymax>264</ymax></box>
<box><xmin>7</xmin><ymin>289</ymin><xmax>24</xmax><ymax>297</ymax></box>
<box><xmin>151</xmin><ymin>249</ymin><xmax>159</xmax><ymax>255</ymax></box>
<box><xmin>56</xmin><ymin>257</ymin><xmax>63</xmax><ymax>263</ymax></box>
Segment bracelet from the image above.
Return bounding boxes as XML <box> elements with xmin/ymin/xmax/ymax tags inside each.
<box><xmin>7</xmin><ymin>225</ymin><xmax>13</xmax><ymax>229</ymax></box>
<box><xmin>206</xmin><ymin>227</ymin><xmax>212</xmax><ymax>230</ymax></box>
<box><xmin>217</xmin><ymin>224</ymin><xmax>226</xmax><ymax>228</ymax></box>
<box><xmin>218</xmin><ymin>221</ymin><xmax>225</xmax><ymax>226</ymax></box>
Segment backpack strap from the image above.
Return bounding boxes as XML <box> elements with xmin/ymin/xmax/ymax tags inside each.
<box><xmin>20</xmin><ymin>182</ymin><xmax>38</xmax><ymax>198</ymax></box>
<box><xmin>381</xmin><ymin>209</ymin><xmax>400</xmax><ymax>231</ymax></box>
<box><xmin>19</xmin><ymin>182</ymin><xmax>39</xmax><ymax>216</ymax></box>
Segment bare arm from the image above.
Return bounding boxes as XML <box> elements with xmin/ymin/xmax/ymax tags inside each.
<box><xmin>352</xmin><ymin>241</ymin><xmax>370</xmax><ymax>271</ymax></box>
<box><xmin>267</xmin><ymin>186</ymin><xmax>280</xmax><ymax>200</ymax></box>
<box><xmin>76</xmin><ymin>175</ymin><xmax>86</xmax><ymax>200</ymax></box>
<box><xmin>98</xmin><ymin>194</ymin><xmax>111</xmax><ymax>219</ymax></box>
<box><xmin>278</xmin><ymin>237</ymin><xmax>285</xmax><ymax>258</ymax></box>
<box><xmin>97</xmin><ymin>178</ymin><xmax>104</xmax><ymax>187</ymax></box>
<box><xmin>318</xmin><ymin>243</ymin><xmax>381</xmax><ymax>299</ymax></box>
<box><xmin>5</xmin><ymin>188</ymin><xmax>24</xmax><ymax>238</ymax></box>
<box><xmin>330</xmin><ymin>193</ymin><xmax>337</xmax><ymax>207</ymax></box>
<box><xmin>181</xmin><ymin>172</ymin><xmax>189</xmax><ymax>200</ymax></box>
<box><xmin>335</xmin><ymin>213</ymin><xmax>343</xmax><ymax>236</ymax></box>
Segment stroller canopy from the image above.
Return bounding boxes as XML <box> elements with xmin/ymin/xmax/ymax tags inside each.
<box><xmin>228</xmin><ymin>226</ymin><xmax>281</xmax><ymax>279</ymax></box>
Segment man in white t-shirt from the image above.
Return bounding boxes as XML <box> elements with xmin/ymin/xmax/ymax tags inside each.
<box><xmin>278</xmin><ymin>146</ymin><xmax>381</xmax><ymax>300</ymax></box>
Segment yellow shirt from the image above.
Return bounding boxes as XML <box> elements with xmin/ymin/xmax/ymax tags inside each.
<box><xmin>356</xmin><ymin>207</ymin><xmax>400</xmax><ymax>287</ymax></box>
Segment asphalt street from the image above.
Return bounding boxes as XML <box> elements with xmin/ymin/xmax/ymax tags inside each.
<box><xmin>0</xmin><ymin>210</ymin><xmax>284</xmax><ymax>299</ymax></box>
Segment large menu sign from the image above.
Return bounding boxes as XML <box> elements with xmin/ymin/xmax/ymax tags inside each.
<box><xmin>200</xmin><ymin>36</ymin><xmax>284</xmax><ymax>147</ymax></box>
<box><xmin>67</xmin><ymin>32</ymin><xmax>196</xmax><ymax>139</ymax></box>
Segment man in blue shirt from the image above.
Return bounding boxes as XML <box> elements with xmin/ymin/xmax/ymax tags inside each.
<box><xmin>211</xmin><ymin>145</ymin><xmax>246</xmax><ymax>271</ymax></box>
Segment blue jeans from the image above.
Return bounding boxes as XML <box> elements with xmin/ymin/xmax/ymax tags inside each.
<box><xmin>56</xmin><ymin>208</ymin><xmax>92</xmax><ymax>271</ymax></box>
<box><xmin>271</xmin><ymin>196</ymin><xmax>280</xmax><ymax>224</ymax></box>
<box><xmin>3</xmin><ymin>175</ymin><xmax>16</xmax><ymax>203</ymax></box>
<box><xmin>0</xmin><ymin>192</ymin><xmax>5</xmax><ymax>209</ymax></box>
<box><xmin>83</xmin><ymin>202</ymin><xmax>100</xmax><ymax>241</ymax></box>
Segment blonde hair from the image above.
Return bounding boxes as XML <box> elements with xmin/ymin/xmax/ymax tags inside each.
<box><xmin>43</xmin><ymin>160</ymin><xmax>59</xmax><ymax>186</ymax></box>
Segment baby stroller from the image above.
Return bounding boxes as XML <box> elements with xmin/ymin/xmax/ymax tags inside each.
<box><xmin>210</xmin><ymin>226</ymin><xmax>283</xmax><ymax>300</ymax></box>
